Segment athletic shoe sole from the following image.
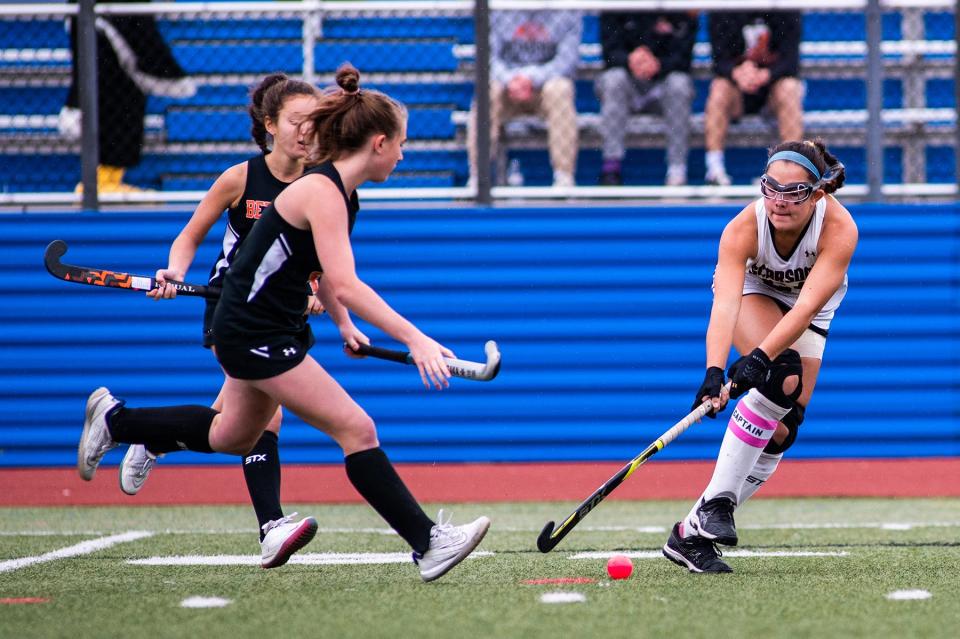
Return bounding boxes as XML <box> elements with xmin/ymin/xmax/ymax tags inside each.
<box><xmin>119</xmin><ymin>445</ymin><xmax>152</xmax><ymax>496</ymax></box>
<box><xmin>261</xmin><ymin>517</ymin><xmax>318</xmax><ymax>569</ymax></box>
<box><xmin>698</xmin><ymin>531</ymin><xmax>738</xmax><ymax>546</ymax></box>
<box><xmin>420</xmin><ymin>516</ymin><xmax>491</xmax><ymax>583</ymax></box>
<box><xmin>662</xmin><ymin>543</ymin><xmax>702</xmax><ymax>573</ymax></box>
<box><xmin>77</xmin><ymin>387</ymin><xmax>114</xmax><ymax>481</ymax></box>
<box><xmin>661</xmin><ymin>542</ymin><xmax>733</xmax><ymax>574</ymax></box>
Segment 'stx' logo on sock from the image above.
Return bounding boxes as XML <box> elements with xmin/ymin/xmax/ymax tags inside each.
<box><xmin>245</xmin><ymin>454</ymin><xmax>267</xmax><ymax>464</ymax></box>
<box><xmin>283</xmin><ymin>347</ymin><xmax>297</xmax><ymax>357</ymax></box>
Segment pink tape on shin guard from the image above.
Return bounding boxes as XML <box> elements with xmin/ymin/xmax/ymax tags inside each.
<box><xmin>727</xmin><ymin>395</ymin><xmax>780</xmax><ymax>448</ymax></box>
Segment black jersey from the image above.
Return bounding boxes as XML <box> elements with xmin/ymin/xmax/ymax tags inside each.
<box><xmin>212</xmin><ymin>162</ymin><xmax>359</xmax><ymax>347</ymax></box>
<box><xmin>207</xmin><ymin>153</ymin><xmax>292</xmax><ymax>289</ymax></box>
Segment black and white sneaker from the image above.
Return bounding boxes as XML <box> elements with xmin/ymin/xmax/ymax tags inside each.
<box><xmin>694</xmin><ymin>496</ymin><xmax>738</xmax><ymax>546</ymax></box>
<box><xmin>662</xmin><ymin>522</ymin><xmax>732</xmax><ymax>573</ymax></box>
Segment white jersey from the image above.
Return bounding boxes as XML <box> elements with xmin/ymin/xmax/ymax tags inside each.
<box><xmin>742</xmin><ymin>197</ymin><xmax>847</xmax><ymax>332</ymax></box>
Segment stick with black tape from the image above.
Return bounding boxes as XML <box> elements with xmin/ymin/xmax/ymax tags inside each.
<box><xmin>44</xmin><ymin>239</ymin><xmax>220</xmax><ymax>299</ymax></box>
<box><xmin>350</xmin><ymin>340</ymin><xmax>501</xmax><ymax>382</ymax></box>
<box><xmin>536</xmin><ymin>382</ymin><xmax>732</xmax><ymax>553</ymax></box>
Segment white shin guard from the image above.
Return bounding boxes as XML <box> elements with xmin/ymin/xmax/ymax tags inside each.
<box><xmin>739</xmin><ymin>451</ymin><xmax>784</xmax><ymax>504</ymax></box>
<box><xmin>683</xmin><ymin>389</ymin><xmax>790</xmax><ymax>535</ymax></box>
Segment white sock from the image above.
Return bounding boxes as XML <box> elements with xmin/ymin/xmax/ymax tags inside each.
<box><xmin>739</xmin><ymin>452</ymin><xmax>783</xmax><ymax>504</ymax></box>
<box><xmin>705</xmin><ymin>150</ymin><xmax>726</xmax><ymax>176</ymax></box>
<box><xmin>681</xmin><ymin>389</ymin><xmax>789</xmax><ymax>537</ymax></box>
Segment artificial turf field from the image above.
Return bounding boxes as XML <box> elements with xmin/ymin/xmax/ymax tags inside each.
<box><xmin>2</xmin><ymin>498</ymin><xmax>958</xmax><ymax>639</ymax></box>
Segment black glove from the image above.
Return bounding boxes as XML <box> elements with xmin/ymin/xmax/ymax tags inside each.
<box><xmin>692</xmin><ymin>366</ymin><xmax>726</xmax><ymax>417</ymax></box>
<box><xmin>727</xmin><ymin>348</ymin><xmax>771</xmax><ymax>399</ymax></box>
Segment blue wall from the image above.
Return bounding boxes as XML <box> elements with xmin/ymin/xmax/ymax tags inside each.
<box><xmin>1</xmin><ymin>204</ymin><xmax>958</xmax><ymax>467</ymax></box>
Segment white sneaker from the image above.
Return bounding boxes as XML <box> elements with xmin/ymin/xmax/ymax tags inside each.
<box><xmin>413</xmin><ymin>510</ymin><xmax>491</xmax><ymax>582</ymax></box>
<box><xmin>666</xmin><ymin>165</ymin><xmax>687</xmax><ymax>187</ymax></box>
<box><xmin>260</xmin><ymin>512</ymin><xmax>318</xmax><ymax>569</ymax></box>
<box><xmin>552</xmin><ymin>171</ymin><xmax>575</xmax><ymax>188</ymax></box>
<box><xmin>705</xmin><ymin>169</ymin><xmax>732</xmax><ymax>187</ymax></box>
<box><xmin>77</xmin><ymin>387</ymin><xmax>120</xmax><ymax>481</ymax></box>
<box><xmin>119</xmin><ymin>445</ymin><xmax>157</xmax><ymax>495</ymax></box>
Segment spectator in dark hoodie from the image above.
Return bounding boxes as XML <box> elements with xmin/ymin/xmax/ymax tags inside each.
<box><xmin>596</xmin><ymin>11</ymin><xmax>698</xmax><ymax>186</ymax></box>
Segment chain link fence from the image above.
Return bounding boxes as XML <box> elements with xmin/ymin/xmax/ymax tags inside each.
<box><xmin>0</xmin><ymin>1</ymin><xmax>956</xmax><ymax>205</ymax></box>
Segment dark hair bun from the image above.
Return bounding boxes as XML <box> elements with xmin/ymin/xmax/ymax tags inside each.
<box><xmin>336</xmin><ymin>63</ymin><xmax>360</xmax><ymax>94</ymax></box>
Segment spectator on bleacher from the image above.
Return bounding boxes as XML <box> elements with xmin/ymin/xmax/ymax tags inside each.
<box><xmin>663</xmin><ymin>139</ymin><xmax>852</xmax><ymax>573</ymax></box>
<box><xmin>596</xmin><ymin>11</ymin><xmax>698</xmax><ymax>187</ymax></box>
<box><xmin>468</xmin><ymin>10</ymin><xmax>582</xmax><ymax>188</ymax></box>
<box><xmin>117</xmin><ymin>74</ymin><xmax>325</xmax><ymax>569</ymax></box>
<box><xmin>60</xmin><ymin>0</ymin><xmax>195</xmax><ymax>193</ymax></box>
<box><xmin>704</xmin><ymin>11</ymin><xmax>804</xmax><ymax>186</ymax></box>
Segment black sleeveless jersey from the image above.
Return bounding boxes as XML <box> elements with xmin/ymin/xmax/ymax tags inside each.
<box><xmin>212</xmin><ymin>162</ymin><xmax>359</xmax><ymax>346</ymax></box>
<box><xmin>207</xmin><ymin>153</ymin><xmax>292</xmax><ymax>289</ymax></box>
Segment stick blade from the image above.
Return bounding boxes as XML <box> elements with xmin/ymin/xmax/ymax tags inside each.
<box><xmin>43</xmin><ymin>240</ymin><xmax>68</xmax><ymax>276</ymax></box>
<box><xmin>482</xmin><ymin>340</ymin><xmax>502</xmax><ymax>381</ymax></box>
<box><xmin>536</xmin><ymin>521</ymin><xmax>557</xmax><ymax>553</ymax></box>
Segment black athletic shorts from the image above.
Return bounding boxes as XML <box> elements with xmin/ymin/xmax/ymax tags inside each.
<box><xmin>742</xmin><ymin>85</ymin><xmax>771</xmax><ymax>115</ymax></box>
<box><xmin>202</xmin><ymin>299</ymin><xmax>217</xmax><ymax>349</ymax></box>
<box><xmin>213</xmin><ymin>324</ymin><xmax>315</xmax><ymax>380</ymax></box>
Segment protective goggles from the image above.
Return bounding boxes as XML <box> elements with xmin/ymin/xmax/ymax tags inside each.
<box><xmin>759</xmin><ymin>174</ymin><xmax>818</xmax><ymax>203</ymax></box>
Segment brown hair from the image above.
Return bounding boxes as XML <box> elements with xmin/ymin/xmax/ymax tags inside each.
<box><xmin>248</xmin><ymin>73</ymin><xmax>318</xmax><ymax>152</ymax></box>
<box><xmin>304</xmin><ymin>63</ymin><xmax>407</xmax><ymax>164</ymax></box>
<box><xmin>768</xmin><ymin>138</ymin><xmax>846</xmax><ymax>194</ymax></box>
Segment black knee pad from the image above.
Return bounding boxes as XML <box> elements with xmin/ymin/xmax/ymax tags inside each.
<box><xmin>759</xmin><ymin>348</ymin><xmax>803</xmax><ymax>407</ymax></box>
<box><xmin>763</xmin><ymin>402</ymin><xmax>805</xmax><ymax>454</ymax></box>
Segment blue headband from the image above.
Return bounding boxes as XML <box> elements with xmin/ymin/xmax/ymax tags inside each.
<box><xmin>767</xmin><ymin>151</ymin><xmax>821</xmax><ymax>180</ymax></box>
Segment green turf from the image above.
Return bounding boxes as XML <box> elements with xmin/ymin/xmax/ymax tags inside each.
<box><xmin>2</xmin><ymin>499</ymin><xmax>959</xmax><ymax>639</ymax></box>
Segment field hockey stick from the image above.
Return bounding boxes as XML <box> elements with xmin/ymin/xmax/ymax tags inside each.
<box><xmin>44</xmin><ymin>240</ymin><xmax>221</xmax><ymax>299</ymax></box>
<box><xmin>350</xmin><ymin>340</ymin><xmax>501</xmax><ymax>382</ymax></box>
<box><xmin>536</xmin><ymin>382</ymin><xmax>733</xmax><ymax>553</ymax></box>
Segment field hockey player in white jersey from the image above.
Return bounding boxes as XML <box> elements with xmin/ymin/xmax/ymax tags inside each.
<box><xmin>663</xmin><ymin>139</ymin><xmax>858</xmax><ymax>573</ymax></box>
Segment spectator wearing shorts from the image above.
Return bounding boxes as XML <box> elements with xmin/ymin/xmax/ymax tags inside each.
<box><xmin>704</xmin><ymin>12</ymin><xmax>804</xmax><ymax>186</ymax></box>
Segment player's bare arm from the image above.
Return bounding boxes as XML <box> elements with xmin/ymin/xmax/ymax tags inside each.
<box><xmin>150</xmin><ymin>162</ymin><xmax>248</xmax><ymax>299</ymax></box>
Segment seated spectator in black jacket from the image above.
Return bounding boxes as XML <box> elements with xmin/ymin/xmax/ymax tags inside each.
<box><xmin>596</xmin><ymin>11</ymin><xmax>698</xmax><ymax>186</ymax></box>
<box><xmin>704</xmin><ymin>11</ymin><xmax>803</xmax><ymax>185</ymax></box>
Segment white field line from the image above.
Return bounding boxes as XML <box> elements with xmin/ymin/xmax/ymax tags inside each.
<box><xmin>3</xmin><ymin>521</ymin><xmax>958</xmax><ymax>537</ymax></box>
<box><xmin>886</xmin><ymin>589</ymin><xmax>932</xmax><ymax>601</ymax></box>
<box><xmin>541</xmin><ymin>592</ymin><xmax>586</xmax><ymax>604</ymax></box>
<box><xmin>570</xmin><ymin>550</ymin><xmax>850</xmax><ymax>560</ymax></box>
<box><xmin>181</xmin><ymin>596</ymin><xmax>232</xmax><ymax>608</ymax></box>
<box><xmin>0</xmin><ymin>531</ymin><xmax>154</xmax><ymax>573</ymax></box>
<box><xmin>129</xmin><ymin>550</ymin><xmax>495</xmax><ymax>566</ymax></box>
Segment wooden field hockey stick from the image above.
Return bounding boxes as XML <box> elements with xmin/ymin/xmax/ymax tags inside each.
<box><xmin>536</xmin><ymin>382</ymin><xmax>733</xmax><ymax>553</ymax></box>
<box><xmin>44</xmin><ymin>240</ymin><xmax>221</xmax><ymax>299</ymax></box>
<box><xmin>351</xmin><ymin>340</ymin><xmax>501</xmax><ymax>382</ymax></box>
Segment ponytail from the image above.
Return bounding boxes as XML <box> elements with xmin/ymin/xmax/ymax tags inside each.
<box><xmin>768</xmin><ymin>138</ymin><xmax>846</xmax><ymax>194</ymax></box>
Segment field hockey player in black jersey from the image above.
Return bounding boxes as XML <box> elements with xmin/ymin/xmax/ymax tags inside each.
<box><xmin>116</xmin><ymin>73</ymin><xmax>322</xmax><ymax>569</ymax></box>
<box><xmin>77</xmin><ymin>64</ymin><xmax>490</xmax><ymax>582</ymax></box>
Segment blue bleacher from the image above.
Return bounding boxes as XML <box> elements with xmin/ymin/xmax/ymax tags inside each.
<box><xmin>0</xmin><ymin>9</ymin><xmax>956</xmax><ymax>192</ymax></box>
<box><xmin>0</xmin><ymin>18</ymin><xmax>66</xmax><ymax>47</ymax></box>
<box><xmin>174</xmin><ymin>42</ymin><xmax>458</xmax><ymax>74</ymax></box>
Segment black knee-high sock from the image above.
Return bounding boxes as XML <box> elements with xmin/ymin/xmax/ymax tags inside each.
<box><xmin>242</xmin><ymin>431</ymin><xmax>284</xmax><ymax>539</ymax></box>
<box><xmin>345</xmin><ymin>447</ymin><xmax>434</xmax><ymax>555</ymax></box>
<box><xmin>107</xmin><ymin>405</ymin><xmax>216</xmax><ymax>454</ymax></box>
